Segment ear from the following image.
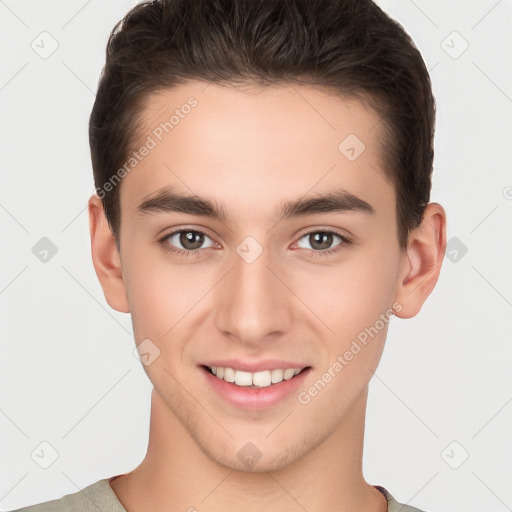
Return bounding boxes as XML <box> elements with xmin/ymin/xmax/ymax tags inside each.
<box><xmin>88</xmin><ymin>194</ymin><xmax>130</xmax><ymax>313</ymax></box>
<box><xmin>393</xmin><ymin>202</ymin><xmax>447</xmax><ymax>319</ymax></box>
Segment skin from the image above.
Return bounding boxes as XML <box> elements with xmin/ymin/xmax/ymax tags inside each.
<box><xmin>88</xmin><ymin>80</ymin><xmax>446</xmax><ymax>512</ymax></box>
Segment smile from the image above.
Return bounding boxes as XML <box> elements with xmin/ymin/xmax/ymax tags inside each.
<box><xmin>200</xmin><ymin>364</ymin><xmax>312</xmax><ymax>410</ymax></box>
<box><xmin>205</xmin><ymin>365</ymin><xmax>307</xmax><ymax>388</ymax></box>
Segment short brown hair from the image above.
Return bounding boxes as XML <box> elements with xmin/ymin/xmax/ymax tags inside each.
<box><xmin>89</xmin><ymin>0</ymin><xmax>436</xmax><ymax>251</ymax></box>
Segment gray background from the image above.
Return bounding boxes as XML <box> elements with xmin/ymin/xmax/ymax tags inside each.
<box><xmin>1</xmin><ymin>0</ymin><xmax>511</xmax><ymax>510</ymax></box>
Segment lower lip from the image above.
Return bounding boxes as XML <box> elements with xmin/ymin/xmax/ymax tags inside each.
<box><xmin>200</xmin><ymin>366</ymin><xmax>311</xmax><ymax>410</ymax></box>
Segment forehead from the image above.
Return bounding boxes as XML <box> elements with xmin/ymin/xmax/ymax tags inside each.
<box><xmin>121</xmin><ymin>80</ymin><xmax>393</xmax><ymax>220</ymax></box>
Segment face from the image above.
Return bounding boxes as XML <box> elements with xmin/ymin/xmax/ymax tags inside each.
<box><xmin>104</xmin><ymin>80</ymin><xmax>409</xmax><ymax>471</ymax></box>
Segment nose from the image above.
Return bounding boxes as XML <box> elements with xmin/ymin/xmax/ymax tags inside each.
<box><xmin>214</xmin><ymin>242</ymin><xmax>293</xmax><ymax>346</ymax></box>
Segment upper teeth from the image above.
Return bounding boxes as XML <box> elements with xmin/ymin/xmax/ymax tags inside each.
<box><xmin>209</xmin><ymin>366</ymin><xmax>303</xmax><ymax>387</ymax></box>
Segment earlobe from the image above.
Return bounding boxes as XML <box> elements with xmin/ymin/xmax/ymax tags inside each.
<box><xmin>393</xmin><ymin>202</ymin><xmax>447</xmax><ymax>319</ymax></box>
<box><xmin>88</xmin><ymin>194</ymin><xmax>130</xmax><ymax>313</ymax></box>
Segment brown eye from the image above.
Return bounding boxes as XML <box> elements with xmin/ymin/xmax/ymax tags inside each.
<box><xmin>178</xmin><ymin>230</ymin><xmax>204</xmax><ymax>250</ymax></box>
<box><xmin>297</xmin><ymin>230</ymin><xmax>344</xmax><ymax>252</ymax></box>
<box><xmin>162</xmin><ymin>229</ymin><xmax>216</xmax><ymax>254</ymax></box>
<box><xmin>311</xmin><ymin>232</ymin><xmax>335</xmax><ymax>250</ymax></box>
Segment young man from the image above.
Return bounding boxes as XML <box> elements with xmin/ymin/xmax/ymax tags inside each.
<box><xmin>14</xmin><ymin>0</ymin><xmax>446</xmax><ymax>510</ymax></box>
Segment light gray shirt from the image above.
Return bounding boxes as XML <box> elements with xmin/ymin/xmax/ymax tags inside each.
<box><xmin>11</xmin><ymin>477</ymin><xmax>428</xmax><ymax>512</ymax></box>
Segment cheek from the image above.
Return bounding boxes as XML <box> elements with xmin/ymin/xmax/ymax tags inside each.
<box><xmin>290</xmin><ymin>249</ymin><xmax>399</xmax><ymax>339</ymax></box>
<box><xmin>293</xmin><ymin>260</ymin><xmax>396</xmax><ymax>411</ymax></box>
<box><xmin>123</xmin><ymin>247</ymin><xmax>216</xmax><ymax>341</ymax></box>
<box><xmin>121</xmin><ymin>241</ymin><xmax>174</xmax><ymax>338</ymax></box>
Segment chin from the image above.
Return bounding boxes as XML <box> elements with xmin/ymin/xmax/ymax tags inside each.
<box><xmin>196</xmin><ymin>432</ymin><xmax>315</xmax><ymax>474</ymax></box>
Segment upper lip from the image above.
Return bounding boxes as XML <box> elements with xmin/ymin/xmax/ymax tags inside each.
<box><xmin>201</xmin><ymin>360</ymin><xmax>310</xmax><ymax>372</ymax></box>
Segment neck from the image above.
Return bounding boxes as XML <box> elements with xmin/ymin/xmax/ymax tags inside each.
<box><xmin>110</xmin><ymin>387</ymin><xmax>387</xmax><ymax>512</ymax></box>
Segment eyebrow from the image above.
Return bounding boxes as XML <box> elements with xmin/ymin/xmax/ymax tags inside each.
<box><xmin>137</xmin><ymin>185</ymin><xmax>375</xmax><ymax>223</ymax></box>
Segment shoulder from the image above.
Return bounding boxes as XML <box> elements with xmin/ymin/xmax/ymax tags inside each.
<box><xmin>375</xmin><ymin>485</ymin><xmax>429</xmax><ymax>512</ymax></box>
<box><xmin>9</xmin><ymin>478</ymin><xmax>126</xmax><ymax>512</ymax></box>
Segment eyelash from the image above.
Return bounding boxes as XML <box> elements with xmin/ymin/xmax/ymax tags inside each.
<box><xmin>158</xmin><ymin>228</ymin><xmax>352</xmax><ymax>258</ymax></box>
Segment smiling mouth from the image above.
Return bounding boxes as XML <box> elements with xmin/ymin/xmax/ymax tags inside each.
<box><xmin>202</xmin><ymin>365</ymin><xmax>311</xmax><ymax>388</ymax></box>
